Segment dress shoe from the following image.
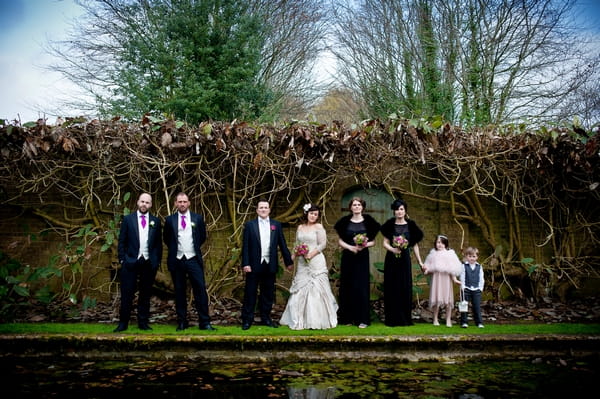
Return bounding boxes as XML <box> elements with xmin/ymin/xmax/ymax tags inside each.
<box><xmin>138</xmin><ymin>323</ymin><xmax>152</xmax><ymax>331</ymax></box>
<box><xmin>113</xmin><ymin>323</ymin><xmax>128</xmax><ymax>332</ymax></box>
<box><xmin>261</xmin><ymin>319</ymin><xmax>278</xmax><ymax>328</ymax></box>
<box><xmin>242</xmin><ymin>323</ymin><xmax>251</xmax><ymax>330</ymax></box>
<box><xmin>176</xmin><ymin>322</ymin><xmax>189</xmax><ymax>331</ymax></box>
<box><xmin>199</xmin><ymin>324</ymin><xmax>217</xmax><ymax>331</ymax></box>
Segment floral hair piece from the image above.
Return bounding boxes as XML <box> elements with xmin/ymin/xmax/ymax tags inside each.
<box><xmin>303</xmin><ymin>203</ymin><xmax>311</xmax><ymax>213</ymax></box>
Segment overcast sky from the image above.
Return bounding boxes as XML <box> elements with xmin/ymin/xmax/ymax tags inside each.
<box><xmin>0</xmin><ymin>0</ymin><xmax>85</xmax><ymax>123</ymax></box>
<box><xmin>1</xmin><ymin>0</ymin><xmax>599</xmax><ymax>124</ymax></box>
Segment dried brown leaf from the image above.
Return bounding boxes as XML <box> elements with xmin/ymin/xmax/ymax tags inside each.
<box><xmin>254</xmin><ymin>152</ymin><xmax>263</xmax><ymax>169</ymax></box>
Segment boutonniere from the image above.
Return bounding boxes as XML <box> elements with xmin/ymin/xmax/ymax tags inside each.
<box><xmin>149</xmin><ymin>220</ymin><xmax>156</xmax><ymax>228</ymax></box>
<box><xmin>270</xmin><ymin>225</ymin><xmax>276</xmax><ymax>231</ymax></box>
<box><xmin>191</xmin><ymin>222</ymin><xmax>196</xmax><ymax>228</ymax></box>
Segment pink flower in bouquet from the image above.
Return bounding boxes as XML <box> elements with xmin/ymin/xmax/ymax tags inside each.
<box><xmin>294</xmin><ymin>243</ymin><xmax>309</xmax><ymax>257</ymax></box>
<box><xmin>353</xmin><ymin>233</ymin><xmax>368</xmax><ymax>247</ymax></box>
<box><xmin>392</xmin><ymin>235</ymin><xmax>408</xmax><ymax>258</ymax></box>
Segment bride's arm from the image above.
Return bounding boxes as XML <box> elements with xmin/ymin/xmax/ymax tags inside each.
<box><xmin>308</xmin><ymin>225</ymin><xmax>327</xmax><ymax>259</ymax></box>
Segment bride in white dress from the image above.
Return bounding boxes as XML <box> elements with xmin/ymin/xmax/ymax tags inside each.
<box><xmin>280</xmin><ymin>203</ymin><xmax>338</xmax><ymax>330</ymax></box>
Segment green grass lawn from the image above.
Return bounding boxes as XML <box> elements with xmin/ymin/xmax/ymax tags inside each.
<box><xmin>1</xmin><ymin>321</ymin><xmax>599</xmax><ymax>336</ymax></box>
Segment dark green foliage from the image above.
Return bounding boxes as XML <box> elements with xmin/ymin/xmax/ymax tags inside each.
<box><xmin>0</xmin><ymin>250</ymin><xmax>60</xmax><ymax>322</ymax></box>
<box><xmin>101</xmin><ymin>0</ymin><xmax>271</xmax><ymax>122</ymax></box>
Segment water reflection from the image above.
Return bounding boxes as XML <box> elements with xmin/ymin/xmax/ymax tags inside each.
<box><xmin>288</xmin><ymin>386</ymin><xmax>336</xmax><ymax>399</ymax></box>
<box><xmin>2</xmin><ymin>357</ymin><xmax>598</xmax><ymax>398</ymax></box>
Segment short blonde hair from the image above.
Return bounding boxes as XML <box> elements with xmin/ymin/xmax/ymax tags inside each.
<box><xmin>463</xmin><ymin>246</ymin><xmax>479</xmax><ymax>256</ymax></box>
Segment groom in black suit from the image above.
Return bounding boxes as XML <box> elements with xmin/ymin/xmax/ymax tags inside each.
<box><xmin>241</xmin><ymin>199</ymin><xmax>293</xmax><ymax>330</ymax></box>
<box><xmin>163</xmin><ymin>192</ymin><xmax>216</xmax><ymax>331</ymax></box>
<box><xmin>114</xmin><ymin>192</ymin><xmax>162</xmax><ymax>332</ymax></box>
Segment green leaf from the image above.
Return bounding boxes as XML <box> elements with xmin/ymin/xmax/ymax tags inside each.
<box><xmin>35</xmin><ymin>286</ymin><xmax>55</xmax><ymax>304</ymax></box>
<box><xmin>82</xmin><ymin>296</ymin><xmax>97</xmax><ymax>311</ymax></box>
<box><xmin>527</xmin><ymin>265</ymin><xmax>539</xmax><ymax>274</ymax></box>
<box><xmin>48</xmin><ymin>254</ymin><xmax>60</xmax><ymax>267</ymax></box>
<box><xmin>431</xmin><ymin>119</ymin><xmax>443</xmax><ymax>129</ymax></box>
<box><xmin>71</xmin><ymin>261</ymin><xmax>83</xmax><ymax>273</ymax></box>
<box><xmin>6</xmin><ymin>276</ymin><xmax>21</xmax><ymax>284</ymax></box>
<box><xmin>14</xmin><ymin>285</ymin><xmax>30</xmax><ymax>297</ymax></box>
<box><xmin>202</xmin><ymin>123</ymin><xmax>212</xmax><ymax>136</ymax></box>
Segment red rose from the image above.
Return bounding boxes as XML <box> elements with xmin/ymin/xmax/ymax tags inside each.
<box><xmin>270</xmin><ymin>225</ymin><xmax>276</xmax><ymax>231</ymax></box>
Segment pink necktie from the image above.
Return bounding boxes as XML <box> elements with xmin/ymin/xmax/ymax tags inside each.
<box><xmin>181</xmin><ymin>215</ymin><xmax>186</xmax><ymax>229</ymax></box>
<box><xmin>141</xmin><ymin>214</ymin><xmax>147</xmax><ymax>229</ymax></box>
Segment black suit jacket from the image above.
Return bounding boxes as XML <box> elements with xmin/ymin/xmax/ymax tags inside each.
<box><xmin>241</xmin><ymin>218</ymin><xmax>292</xmax><ymax>273</ymax></box>
<box><xmin>117</xmin><ymin>212</ymin><xmax>162</xmax><ymax>269</ymax></box>
<box><xmin>163</xmin><ymin>211</ymin><xmax>207</xmax><ymax>271</ymax></box>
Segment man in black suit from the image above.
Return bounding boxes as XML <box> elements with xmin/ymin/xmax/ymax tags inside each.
<box><xmin>241</xmin><ymin>199</ymin><xmax>293</xmax><ymax>330</ymax></box>
<box><xmin>163</xmin><ymin>192</ymin><xmax>216</xmax><ymax>331</ymax></box>
<box><xmin>114</xmin><ymin>192</ymin><xmax>162</xmax><ymax>332</ymax></box>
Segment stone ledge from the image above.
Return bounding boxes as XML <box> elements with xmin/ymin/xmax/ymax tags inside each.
<box><xmin>1</xmin><ymin>334</ymin><xmax>599</xmax><ymax>362</ymax></box>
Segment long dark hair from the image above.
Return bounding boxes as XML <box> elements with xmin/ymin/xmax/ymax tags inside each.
<box><xmin>434</xmin><ymin>234</ymin><xmax>450</xmax><ymax>250</ymax></box>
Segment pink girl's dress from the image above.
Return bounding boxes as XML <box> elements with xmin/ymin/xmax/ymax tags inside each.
<box><xmin>424</xmin><ymin>248</ymin><xmax>462</xmax><ymax>308</ymax></box>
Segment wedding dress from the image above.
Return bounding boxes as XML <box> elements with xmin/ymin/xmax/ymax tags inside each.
<box><xmin>280</xmin><ymin>226</ymin><xmax>338</xmax><ymax>330</ymax></box>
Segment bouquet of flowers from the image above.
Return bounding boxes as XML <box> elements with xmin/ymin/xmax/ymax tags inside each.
<box><xmin>392</xmin><ymin>235</ymin><xmax>409</xmax><ymax>258</ymax></box>
<box><xmin>294</xmin><ymin>243</ymin><xmax>310</xmax><ymax>262</ymax></box>
<box><xmin>353</xmin><ymin>233</ymin><xmax>368</xmax><ymax>247</ymax></box>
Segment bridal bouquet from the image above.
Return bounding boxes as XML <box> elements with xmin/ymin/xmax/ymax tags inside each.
<box><xmin>353</xmin><ymin>233</ymin><xmax>368</xmax><ymax>247</ymax></box>
<box><xmin>392</xmin><ymin>235</ymin><xmax>408</xmax><ymax>258</ymax></box>
<box><xmin>294</xmin><ymin>243</ymin><xmax>310</xmax><ymax>262</ymax></box>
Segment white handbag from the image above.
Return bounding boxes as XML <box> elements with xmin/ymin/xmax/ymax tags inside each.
<box><xmin>458</xmin><ymin>288</ymin><xmax>469</xmax><ymax>312</ymax></box>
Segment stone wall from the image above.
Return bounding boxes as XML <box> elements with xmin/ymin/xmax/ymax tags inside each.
<box><xmin>0</xmin><ymin>177</ymin><xmax>573</xmax><ymax>307</ymax></box>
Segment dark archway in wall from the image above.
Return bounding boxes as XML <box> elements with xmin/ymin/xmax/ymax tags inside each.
<box><xmin>341</xmin><ymin>187</ymin><xmax>394</xmax><ymax>298</ymax></box>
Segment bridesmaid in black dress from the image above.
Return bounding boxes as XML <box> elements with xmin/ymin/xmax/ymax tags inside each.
<box><xmin>334</xmin><ymin>197</ymin><xmax>380</xmax><ymax>328</ymax></box>
<box><xmin>380</xmin><ymin>199</ymin><xmax>424</xmax><ymax>326</ymax></box>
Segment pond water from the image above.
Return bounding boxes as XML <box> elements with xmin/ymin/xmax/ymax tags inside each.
<box><xmin>3</xmin><ymin>356</ymin><xmax>598</xmax><ymax>398</ymax></box>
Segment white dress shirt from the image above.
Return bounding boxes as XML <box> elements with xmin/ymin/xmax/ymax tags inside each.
<box><xmin>137</xmin><ymin>211</ymin><xmax>150</xmax><ymax>260</ymax></box>
<box><xmin>259</xmin><ymin>217</ymin><xmax>271</xmax><ymax>263</ymax></box>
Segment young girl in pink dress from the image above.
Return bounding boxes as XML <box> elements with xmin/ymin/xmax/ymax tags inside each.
<box><xmin>423</xmin><ymin>235</ymin><xmax>462</xmax><ymax>327</ymax></box>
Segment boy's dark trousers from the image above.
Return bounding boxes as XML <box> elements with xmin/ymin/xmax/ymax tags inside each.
<box><xmin>460</xmin><ymin>289</ymin><xmax>482</xmax><ymax>325</ymax></box>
